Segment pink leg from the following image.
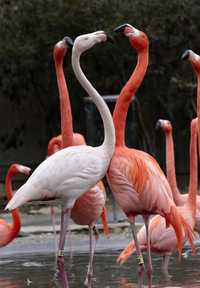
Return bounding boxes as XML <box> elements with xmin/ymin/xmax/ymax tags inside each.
<box><xmin>50</xmin><ymin>206</ymin><xmax>58</xmax><ymax>268</ymax></box>
<box><xmin>143</xmin><ymin>215</ymin><xmax>152</xmax><ymax>288</ymax></box>
<box><xmin>56</xmin><ymin>256</ymin><xmax>69</xmax><ymax>288</ymax></box>
<box><xmin>129</xmin><ymin>218</ymin><xmax>145</xmax><ymax>288</ymax></box>
<box><xmin>68</xmin><ymin>227</ymin><xmax>73</xmax><ymax>261</ymax></box>
<box><xmin>162</xmin><ymin>254</ymin><xmax>172</xmax><ymax>280</ymax></box>
<box><xmin>84</xmin><ymin>225</ymin><xmax>98</xmax><ymax>287</ymax></box>
<box><xmin>57</xmin><ymin>208</ymin><xmax>71</xmax><ymax>272</ymax></box>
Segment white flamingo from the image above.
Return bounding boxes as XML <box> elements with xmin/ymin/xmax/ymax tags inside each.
<box><xmin>5</xmin><ymin>31</ymin><xmax>115</xmax><ymax>274</ymax></box>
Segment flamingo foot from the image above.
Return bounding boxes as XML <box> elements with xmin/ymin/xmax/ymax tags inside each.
<box><xmin>84</xmin><ymin>271</ymin><xmax>93</xmax><ymax>288</ymax></box>
<box><xmin>162</xmin><ymin>271</ymin><xmax>172</xmax><ymax>281</ymax></box>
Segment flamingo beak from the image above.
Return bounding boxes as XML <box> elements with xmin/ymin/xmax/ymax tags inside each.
<box><xmin>181</xmin><ymin>50</ymin><xmax>190</xmax><ymax>60</ymax></box>
<box><xmin>113</xmin><ymin>23</ymin><xmax>128</xmax><ymax>33</ymax></box>
<box><xmin>63</xmin><ymin>36</ymin><xmax>74</xmax><ymax>48</ymax></box>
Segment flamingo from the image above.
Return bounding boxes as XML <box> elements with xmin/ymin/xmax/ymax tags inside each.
<box><xmin>156</xmin><ymin>119</ymin><xmax>200</xmax><ymax>232</ymax></box>
<box><xmin>51</xmin><ymin>36</ymin><xmax>109</xmax><ymax>286</ymax></box>
<box><xmin>5</xmin><ymin>31</ymin><xmax>115</xmax><ymax>278</ymax></box>
<box><xmin>117</xmin><ymin>117</ymin><xmax>198</xmax><ymax>279</ymax></box>
<box><xmin>182</xmin><ymin>50</ymin><xmax>200</xmax><ymax>158</ymax></box>
<box><xmin>0</xmin><ymin>164</ymin><xmax>31</xmax><ymax>247</ymax></box>
<box><xmin>107</xmin><ymin>23</ymin><xmax>194</xmax><ymax>287</ymax></box>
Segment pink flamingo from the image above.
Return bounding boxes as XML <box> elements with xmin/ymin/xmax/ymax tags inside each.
<box><xmin>0</xmin><ymin>164</ymin><xmax>31</xmax><ymax>247</ymax></box>
<box><xmin>52</xmin><ymin>36</ymin><xmax>109</xmax><ymax>286</ymax></box>
<box><xmin>156</xmin><ymin>119</ymin><xmax>200</xmax><ymax>232</ymax></box>
<box><xmin>107</xmin><ymin>24</ymin><xmax>194</xmax><ymax>287</ymax></box>
<box><xmin>117</xmin><ymin>118</ymin><xmax>198</xmax><ymax>279</ymax></box>
<box><xmin>5</xmin><ymin>32</ymin><xmax>115</xmax><ymax>279</ymax></box>
<box><xmin>182</xmin><ymin>50</ymin><xmax>200</xmax><ymax>161</ymax></box>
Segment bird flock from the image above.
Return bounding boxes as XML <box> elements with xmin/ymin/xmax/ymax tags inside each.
<box><xmin>1</xmin><ymin>23</ymin><xmax>200</xmax><ymax>288</ymax></box>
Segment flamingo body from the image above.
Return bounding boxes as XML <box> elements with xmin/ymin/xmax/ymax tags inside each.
<box><xmin>71</xmin><ymin>183</ymin><xmax>106</xmax><ymax>226</ymax></box>
<box><xmin>6</xmin><ymin>145</ymin><xmax>109</xmax><ymax>211</ymax></box>
<box><xmin>108</xmin><ymin>147</ymin><xmax>175</xmax><ymax>217</ymax></box>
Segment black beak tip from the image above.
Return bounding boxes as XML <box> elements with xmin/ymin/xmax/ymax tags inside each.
<box><xmin>181</xmin><ymin>50</ymin><xmax>190</xmax><ymax>60</ymax></box>
<box><xmin>63</xmin><ymin>36</ymin><xmax>74</xmax><ymax>48</ymax></box>
<box><xmin>113</xmin><ymin>23</ymin><xmax>129</xmax><ymax>33</ymax></box>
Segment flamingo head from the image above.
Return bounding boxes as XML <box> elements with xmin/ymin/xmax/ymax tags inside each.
<box><xmin>8</xmin><ymin>164</ymin><xmax>31</xmax><ymax>177</ymax></box>
<box><xmin>54</xmin><ymin>36</ymin><xmax>74</xmax><ymax>62</ymax></box>
<box><xmin>114</xmin><ymin>23</ymin><xmax>148</xmax><ymax>51</ymax></box>
<box><xmin>182</xmin><ymin>50</ymin><xmax>200</xmax><ymax>73</ymax></box>
<box><xmin>156</xmin><ymin>119</ymin><xmax>172</xmax><ymax>133</ymax></box>
<box><xmin>73</xmin><ymin>31</ymin><xmax>113</xmax><ymax>55</ymax></box>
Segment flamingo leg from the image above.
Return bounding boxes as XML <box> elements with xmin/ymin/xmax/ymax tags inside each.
<box><xmin>143</xmin><ymin>215</ymin><xmax>152</xmax><ymax>288</ymax></box>
<box><xmin>50</xmin><ymin>206</ymin><xmax>58</xmax><ymax>268</ymax></box>
<box><xmin>68</xmin><ymin>227</ymin><xmax>73</xmax><ymax>261</ymax></box>
<box><xmin>129</xmin><ymin>218</ymin><xmax>145</xmax><ymax>288</ymax></box>
<box><xmin>84</xmin><ymin>224</ymin><xmax>98</xmax><ymax>287</ymax></box>
<box><xmin>56</xmin><ymin>208</ymin><xmax>71</xmax><ymax>277</ymax></box>
<box><xmin>162</xmin><ymin>253</ymin><xmax>172</xmax><ymax>280</ymax></box>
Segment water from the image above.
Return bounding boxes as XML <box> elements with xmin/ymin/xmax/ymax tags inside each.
<box><xmin>0</xmin><ymin>249</ymin><xmax>200</xmax><ymax>288</ymax></box>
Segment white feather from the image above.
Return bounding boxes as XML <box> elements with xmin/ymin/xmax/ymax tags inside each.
<box><xmin>6</xmin><ymin>145</ymin><xmax>109</xmax><ymax>210</ymax></box>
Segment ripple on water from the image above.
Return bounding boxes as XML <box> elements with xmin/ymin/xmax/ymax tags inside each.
<box><xmin>0</xmin><ymin>260</ymin><xmax>14</xmax><ymax>265</ymax></box>
<box><xmin>22</xmin><ymin>261</ymin><xmax>45</xmax><ymax>267</ymax></box>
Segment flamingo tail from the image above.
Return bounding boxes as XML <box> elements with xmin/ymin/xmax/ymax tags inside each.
<box><xmin>165</xmin><ymin>206</ymin><xmax>194</xmax><ymax>256</ymax></box>
<box><xmin>5</xmin><ymin>184</ymin><xmax>31</xmax><ymax>211</ymax></box>
<box><xmin>100</xmin><ymin>206</ymin><xmax>109</xmax><ymax>237</ymax></box>
<box><xmin>180</xmin><ymin>216</ymin><xmax>195</xmax><ymax>255</ymax></box>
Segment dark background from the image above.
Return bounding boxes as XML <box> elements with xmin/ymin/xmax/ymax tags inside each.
<box><xmin>0</xmin><ymin>0</ymin><xmax>199</xmax><ymax>193</ymax></box>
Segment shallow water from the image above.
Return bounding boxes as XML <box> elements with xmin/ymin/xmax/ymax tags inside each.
<box><xmin>0</xmin><ymin>248</ymin><xmax>200</xmax><ymax>288</ymax></box>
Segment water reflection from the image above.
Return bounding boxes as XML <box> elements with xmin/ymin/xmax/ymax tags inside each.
<box><xmin>0</xmin><ymin>278</ymin><xmax>20</xmax><ymax>288</ymax></box>
<box><xmin>116</xmin><ymin>277</ymin><xmax>137</xmax><ymax>287</ymax></box>
<box><xmin>0</xmin><ymin>251</ymin><xmax>200</xmax><ymax>287</ymax></box>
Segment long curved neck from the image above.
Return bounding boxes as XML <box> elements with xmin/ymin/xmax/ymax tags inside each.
<box><xmin>72</xmin><ymin>50</ymin><xmax>115</xmax><ymax>158</ymax></box>
<box><xmin>113</xmin><ymin>47</ymin><xmax>148</xmax><ymax>147</ymax></box>
<box><xmin>187</xmin><ymin>119</ymin><xmax>198</xmax><ymax>217</ymax></box>
<box><xmin>5</xmin><ymin>170</ymin><xmax>21</xmax><ymax>237</ymax></box>
<box><xmin>54</xmin><ymin>52</ymin><xmax>73</xmax><ymax>148</ymax></box>
<box><xmin>165</xmin><ymin>130</ymin><xmax>181</xmax><ymax>204</ymax></box>
<box><xmin>197</xmin><ymin>74</ymin><xmax>200</xmax><ymax>162</ymax></box>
